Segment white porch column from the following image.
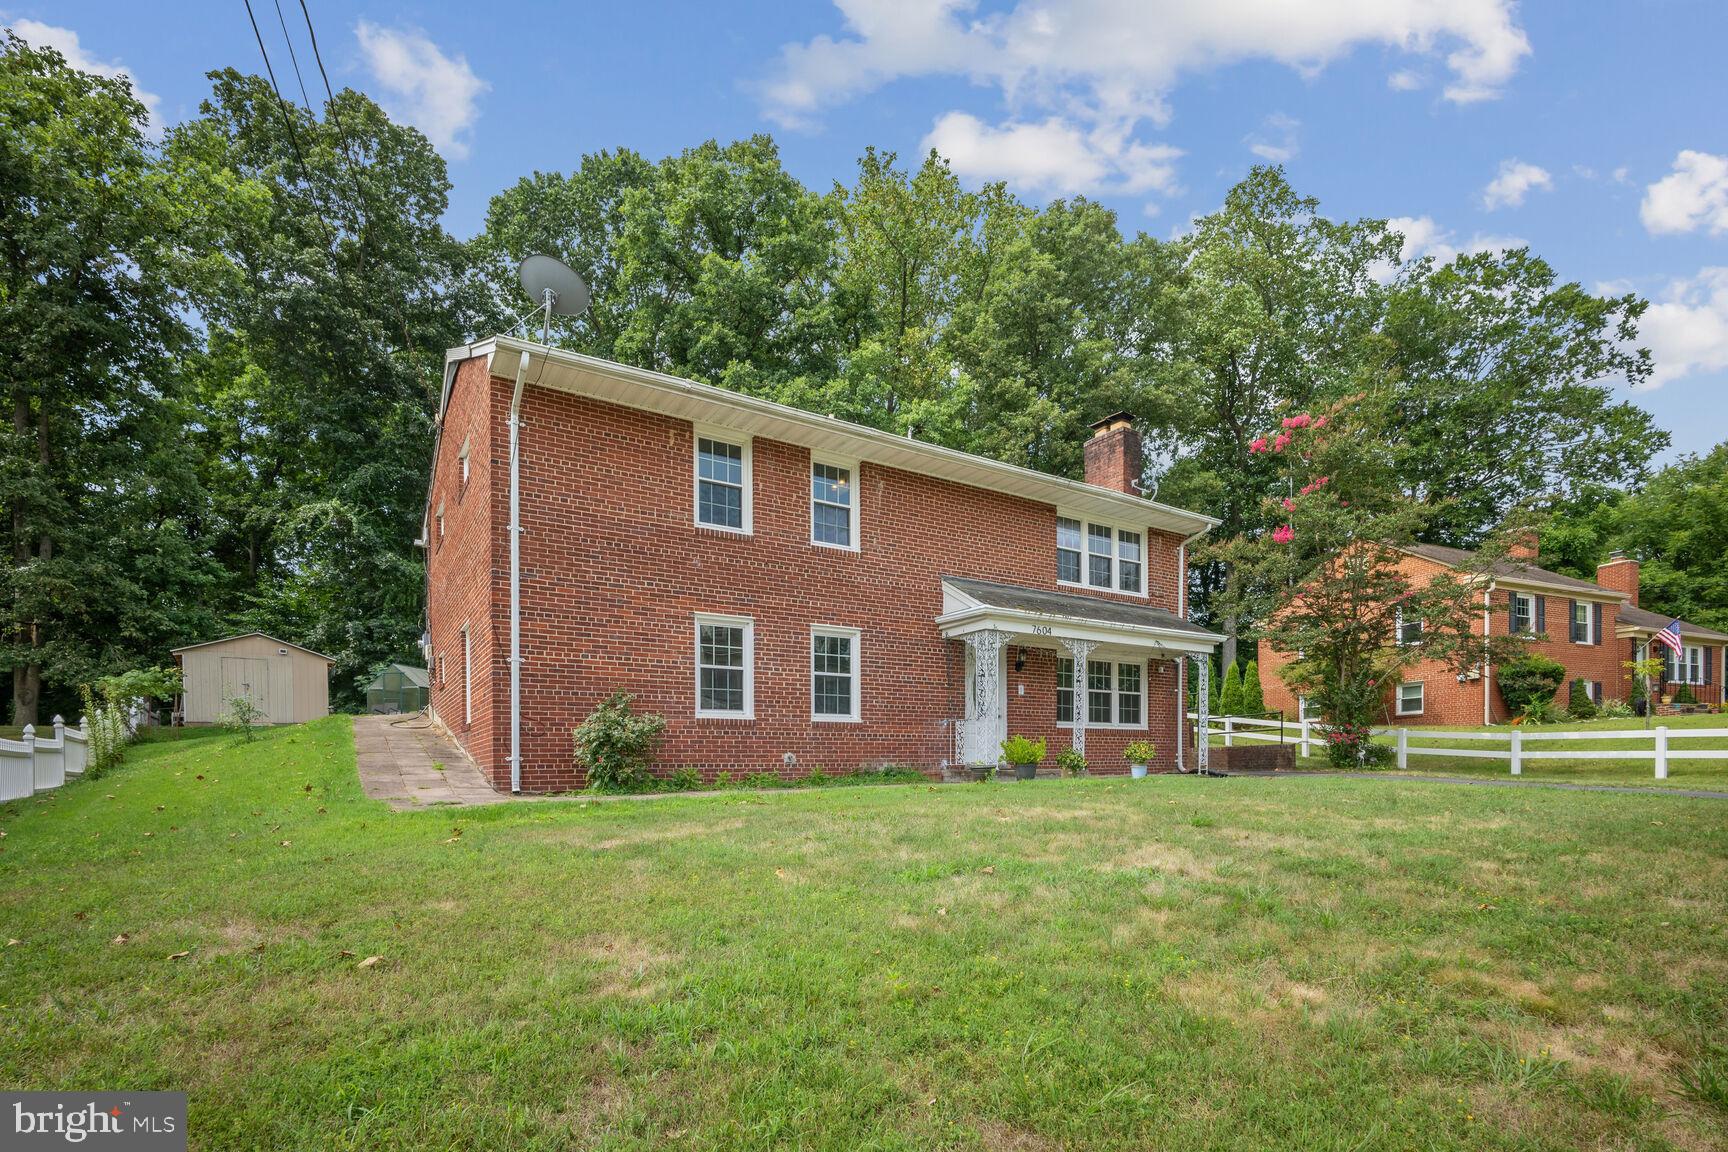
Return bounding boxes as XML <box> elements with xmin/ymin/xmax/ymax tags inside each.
<box><xmin>1195</xmin><ymin>656</ymin><xmax>1211</xmax><ymax>774</ymax></box>
<box><xmin>962</xmin><ymin>628</ymin><xmax>1011</xmax><ymax>765</ymax></box>
<box><xmin>1058</xmin><ymin>638</ymin><xmax>1097</xmax><ymax>757</ymax></box>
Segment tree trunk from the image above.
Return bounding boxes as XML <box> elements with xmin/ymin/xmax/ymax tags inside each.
<box><xmin>1221</xmin><ymin>614</ymin><xmax>1238</xmax><ymax>675</ymax></box>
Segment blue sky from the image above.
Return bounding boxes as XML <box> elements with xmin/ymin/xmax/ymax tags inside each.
<box><xmin>19</xmin><ymin>1</ymin><xmax>1728</xmax><ymax>460</ymax></box>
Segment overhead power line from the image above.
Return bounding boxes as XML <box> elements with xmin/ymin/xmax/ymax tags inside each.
<box><xmin>240</xmin><ymin>0</ymin><xmax>311</xmax><ymax>182</ymax></box>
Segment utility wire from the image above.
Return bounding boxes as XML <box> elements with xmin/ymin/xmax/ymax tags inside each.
<box><xmin>296</xmin><ymin>0</ymin><xmax>371</xmax><ymax>237</ymax></box>
<box><xmin>241</xmin><ymin>0</ymin><xmax>312</xmax><ymax>182</ymax></box>
<box><xmin>271</xmin><ymin>0</ymin><xmax>314</xmax><ymax>112</ymax></box>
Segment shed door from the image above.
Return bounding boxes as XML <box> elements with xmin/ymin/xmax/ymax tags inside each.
<box><xmin>220</xmin><ymin>658</ymin><xmax>270</xmax><ymax>720</ymax></box>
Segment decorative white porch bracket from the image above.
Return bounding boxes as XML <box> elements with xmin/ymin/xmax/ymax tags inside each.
<box><xmin>1194</xmin><ymin>656</ymin><xmax>1210</xmax><ymax>773</ymax></box>
<box><xmin>962</xmin><ymin>628</ymin><xmax>1011</xmax><ymax>765</ymax></box>
<box><xmin>1058</xmin><ymin>638</ymin><xmax>1097</xmax><ymax>758</ymax></box>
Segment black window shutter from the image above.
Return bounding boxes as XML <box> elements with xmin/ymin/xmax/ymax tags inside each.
<box><xmin>1594</xmin><ymin>602</ymin><xmax>1603</xmax><ymax>646</ymax></box>
<box><xmin>1568</xmin><ymin>599</ymin><xmax>1578</xmax><ymax>642</ymax></box>
<box><xmin>1535</xmin><ymin>596</ymin><xmax>1545</xmax><ymax>634</ymax></box>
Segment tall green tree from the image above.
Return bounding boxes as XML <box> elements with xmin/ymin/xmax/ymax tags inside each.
<box><xmin>171</xmin><ymin>70</ymin><xmax>469</xmax><ymax>705</ymax></box>
<box><xmin>0</xmin><ymin>35</ymin><xmax>243</xmax><ymax>723</ymax></box>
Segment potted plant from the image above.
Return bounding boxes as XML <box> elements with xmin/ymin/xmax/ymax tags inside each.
<box><xmin>1123</xmin><ymin>740</ymin><xmax>1156</xmax><ymax>779</ymax></box>
<box><xmin>1056</xmin><ymin>747</ymin><xmax>1087</xmax><ymax>777</ymax></box>
<box><xmin>1000</xmin><ymin>735</ymin><xmax>1046</xmax><ymax>781</ymax></box>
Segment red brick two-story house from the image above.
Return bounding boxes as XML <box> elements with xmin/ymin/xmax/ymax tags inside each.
<box><xmin>422</xmin><ymin>335</ymin><xmax>1222</xmax><ymax>792</ymax></box>
<box><xmin>1257</xmin><ymin>538</ymin><xmax>1630</xmax><ymax>727</ymax></box>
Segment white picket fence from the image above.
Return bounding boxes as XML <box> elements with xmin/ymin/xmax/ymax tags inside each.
<box><xmin>0</xmin><ymin>716</ymin><xmax>94</xmax><ymax>802</ymax></box>
<box><xmin>1189</xmin><ymin>713</ymin><xmax>1728</xmax><ymax>780</ymax></box>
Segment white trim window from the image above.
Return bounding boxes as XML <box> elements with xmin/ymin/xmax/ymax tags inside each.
<box><xmin>1057</xmin><ymin>514</ymin><xmax>1145</xmax><ymax>595</ymax></box>
<box><xmin>1510</xmin><ymin>592</ymin><xmax>1534</xmax><ymax>634</ymax></box>
<box><xmin>811</xmin><ymin>459</ymin><xmax>858</xmax><ymax>550</ymax></box>
<box><xmin>1395</xmin><ymin>607</ymin><xmax>1423</xmax><ymax>646</ymax></box>
<box><xmin>695</xmin><ymin>431</ymin><xmax>751</xmax><ymax>533</ymax></box>
<box><xmin>1396</xmin><ymin>681</ymin><xmax>1424</xmax><ymax>716</ymax></box>
<box><xmin>1665</xmin><ymin>644</ymin><xmax>1704</xmax><ymax>685</ymax></box>
<box><xmin>1058</xmin><ymin>657</ymin><xmax>1146</xmax><ymax>728</ymax></box>
<box><xmin>811</xmin><ymin>626</ymin><xmax>860</xmax><ymax>721</ymax></box>
<box><xmin>1570</xmin><ymin>599</ymin><xmax>1594</xmax><ymax>644</ymax></box>
<box><xmin>695</xmin><ymin>614</ymin><xmax>754</xmax><ymax>718</ymax></box>
<box><xmin>1057</xmin><ymin>517</ymin><xmax>1083</xmax><ymax>585</ymax></box>
<box><xmin>458</xmin><ymin>433</ymin><xmax>471</xmax><ymax>489</ymax></box>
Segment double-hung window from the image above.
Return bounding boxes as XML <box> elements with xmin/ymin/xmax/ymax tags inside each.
<box><xmin>1395</xmin><ymin>607</ymin><xmax>1423</xmax><ymax>646</ymax></box>
<box><xmin>1396</xmin><ymin>682</ymin><xmax>1424</xmax><ymax>716</ymax></box>
<box><xmin>811</xmin><ymin>626</ymin><xmax>860</xmax><ymax>721</ymax></box>
<box><xmin>695</xmin><ymin>432</ymin><xmax>750</xmax><ymax>532</ymax></box>
<box><xmin>696</xmin><ymin>614</ymin><xmax>754</xmax><ymax>718</ymax></box>
<box><xmin>1057</xmin><ymin>515</ymin><xmax>1145</xmax><ymax>595</ymax></box>
<box><xmin>1666</xmin><ymin>644</ymin><xmax>1703</xmax><ymax>685</ymax></box>
<box><xmin>811</xmin><ymin>460</ymin><xmax>857</xmax><ymax>550</ymax></box>
<box><xmin>1510</xmin><ymin>592</ymin><xmax>1534</xmax><ymax>634</ymax></box>
<box><xmin>1569</xmin><ymin>599</ymin><xmax>1594</xmax><ymax>644</ymax></box>
<box><xmin>1057</xmin><ymin>518</ymin><xmax>1083</xmax><ymax>585</ymax></box>
<box><xmin>1058</xmin><ymin>658</ymin><xmax>1145</xmax><ymax>727</ymax></box>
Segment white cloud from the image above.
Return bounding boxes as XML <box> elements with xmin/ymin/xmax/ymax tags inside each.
<box><xmin>1386</xmin><ymin>69</ymin><xmax>1424</xmax><ymax>91</ymax></box>
<box><xmin>6</xmin><ymin>19</ymin><xmax>162</xmax><ymax>131</ymax></box>
<box><xmin>762</xmin><ymin>0</ymin><xmax>1529</xmax><ymax>203</ymax></box>
<box><xmin>355</xmin><ymin>21</ymin><xmax>486</xmax><ymax>160</ymax></box>
<box><xmin>1382</xmin><ymin>214</ymin><xmax>1524</xmax><ymax>269</ymax></box>
<box><xmin>1639</xmin><ymin>268</ymin><xmax>1728</xmax><ymax>389</ymax></box>
<box><xmin>923</xmin><ymin>112</ymin><xmax>1181</xmax><ymax>196</ymax></box>
<box><xmin>1244</xmin><ymin>113</ymin><xmax>1299</xmax><ymax>163</ymax></box>
<box><xmin>1641</xmin><ymin>150</ymin><xmax>1728</xmax><ymax>236</ymax></box>
<box><xmin>1481</xmin><ymin>159</ymin><xmax>1552</xmax><ymax>210</ymax></box>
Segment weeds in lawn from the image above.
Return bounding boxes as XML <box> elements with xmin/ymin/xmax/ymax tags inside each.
<box><xmin>1677</xmin><ymin>1046</ymin><xmax>1728</xmax><ymax>1112</ymax></box>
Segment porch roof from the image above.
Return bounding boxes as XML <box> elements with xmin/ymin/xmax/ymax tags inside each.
<box><xmin>1616</xmin><ymin>604</ymin><xmax>1728</xmax><ymax>643</ymax></box>
<box><xmin>937</xmin><ymin>577</ymin><xmax>1223</xmax><ymax>654</ymax></box>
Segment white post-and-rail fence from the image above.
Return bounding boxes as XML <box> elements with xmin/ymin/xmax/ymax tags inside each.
<box><xmin>1188</xmin><ymin>712</ymin><xmax>1728</xmax><ymax>780</ymax></box>
<box><xmin>0</xmin><ymin>716</ymin><xmax>95</xmax><ymax>803</ymax></box>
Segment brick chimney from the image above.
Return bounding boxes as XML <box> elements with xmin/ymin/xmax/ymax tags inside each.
<box><xmin>1506</xmin><ymin>528</ymin><xmax>1539</xmax><ymax>562</ymax></box>
<box><xmin>1596</xmin><ymin>551</ymin><xmax>1640</xmax><ymax>607</ymax></box>
<box><xmin>1084</xmin><ymin>412</ymin><xmax>1142</xmax><ymax>495</ymax></box>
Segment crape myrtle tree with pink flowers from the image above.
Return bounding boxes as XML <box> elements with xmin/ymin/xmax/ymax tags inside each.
<box><xmin>1204</xmin><ymin>394</ymin><xmax>1534</xmax><ymax>767</ymax></box>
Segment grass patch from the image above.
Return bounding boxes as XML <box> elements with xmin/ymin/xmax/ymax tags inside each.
<box><xmin>1</xmin><ymin>717</ymin><xmax>1726</xmax><ymax>1149</ymax></box>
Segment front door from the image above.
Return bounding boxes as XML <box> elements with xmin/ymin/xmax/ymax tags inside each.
<box><xmin>959</xmin><ymin>644</ymin><xmax>1007</xmax><ymax>765</ymax></box>
<box><xmin>220</xmin><ymin>657</ymin><xmax>270</xmax><ymax>721</ymax></box>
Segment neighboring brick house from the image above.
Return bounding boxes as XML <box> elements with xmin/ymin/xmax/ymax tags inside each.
<box><xmin>1257</xmin><ymin>538</ymin><xmax>1628</xmax><ymax>727</ymax></box>
<box><xmin>1599</xmin><ymin>554</ymin><xmax>1726</xmax><ymax>711</ymax></box>
<box><xmin>422</xmin><ymin>336</ymin><xmax>1222</xmax><ymax>792</ymax></box>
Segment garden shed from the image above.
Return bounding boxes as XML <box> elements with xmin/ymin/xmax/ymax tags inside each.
<box><xmin>172</xmin><ymin>632</ymin><xmax>333</xmax><ymax>725</ymax></box>
<box><xmin>364</xmin><ymin>664</ymin><xmax>429</xmax><ymax>714</ymax></box>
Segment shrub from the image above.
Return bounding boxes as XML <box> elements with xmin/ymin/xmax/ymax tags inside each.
<box><xmin>667</xmin><ymin>766</ymin><xmax>702</xmax><ymax>791</ymax></box>
<box><xmin>1240</xmin><ymin>660</ymin><xmax>1265</xmax><ymax>715</ymax></box>
<box><xmin>1321</xmin><ymin>721</ymin><xmax>1393</xmax><ymax>770</ymax></box>
<box><xmin>573</xmin><ymin>692</ymin><xmax>666</xmax><ymax>792</ymax></box>
<box><xmin>1497</xmin><ymin>653</ymin><xmax>1568</xmax><ymax>718</ymax></box>
<box><xmin>1218</xmin><ymin>662</ymin><xmax>1243</xmax><ymax>716</ymax></box>
<box><xmin>1567</xmin><ymin>680</ymin><xmax>1599</xmax><ymax>720</ymax></box>
<box><xmin>1597</xmin><ymin>698</ymin><xmax>1635</xmax><ymax>719</ymax></box>
<box><xmin>1675</xmin><ymin>683</ymin><xmax>1698</xmax><ymax>705</ymax></box>
<box><xmin>1055</xmin><ymin>747</ymin><xmax>1087</xmax><ymax>776</ymax></box>
<box><xmin>1122</xmin><ymin>740</ymin><xmax>1156</xmax><ymax>765</ymax></box>
<box><xmin>221</xmin><ymin>695</ymin><xmax>265</xmax><ymax>741</ymax></box>
<box><xmin>1000</xmin><ymin>734</ymin><xmax>1046</xmax><ymax>765</ymax></box>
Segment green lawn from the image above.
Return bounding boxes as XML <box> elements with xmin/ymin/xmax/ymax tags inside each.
<box><xmin>1216</xmin><ymin>713</ymin><xmax>1728</xmax><ymax>789</ymax></box>
<box><xmin>3</xmin><ymin>717</ymin><xmax>1727</xmax><ymax>1150</ymax></box>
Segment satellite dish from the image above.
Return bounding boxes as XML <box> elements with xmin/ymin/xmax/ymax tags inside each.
<box><xmin>516</xmin><ymin>255</ymin><xmax>591</xmax><ymax>341</ymax></box>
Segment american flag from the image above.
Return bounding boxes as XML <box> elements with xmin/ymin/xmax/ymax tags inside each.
<box><xmin>1651</xmin><ymin>619</ymin><xmax>1684</xmax><ymax>656</ymax></box>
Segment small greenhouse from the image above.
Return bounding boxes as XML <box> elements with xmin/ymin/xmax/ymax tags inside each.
<box><xmin>364</xmin><ymin>663</ymin><xmax>430</xmax><ymax>714</ymax></box>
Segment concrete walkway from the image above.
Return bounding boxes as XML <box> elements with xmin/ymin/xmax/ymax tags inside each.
<box><xmin>352</xmin><ymin>715</ymin><xmax>512</xmax><ymax>809</ymax></box>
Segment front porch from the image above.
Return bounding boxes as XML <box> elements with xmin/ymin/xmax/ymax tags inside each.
<box><xmin>936</xmin><ymin>577</ymin><xmax>1224</xmax><ymax>775</ymax></box>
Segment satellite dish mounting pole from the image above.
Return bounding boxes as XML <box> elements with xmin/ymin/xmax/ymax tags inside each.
<box><xmin>541</xmin><ymin>287</ymin><xmax>555</xmax><ymax>344</ymax></box>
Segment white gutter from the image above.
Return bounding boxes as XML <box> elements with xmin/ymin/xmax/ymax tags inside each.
<box><xmin>508</xmin><ymin>350</ymin><xmax>530</xmax><ymax>794</ymax></box>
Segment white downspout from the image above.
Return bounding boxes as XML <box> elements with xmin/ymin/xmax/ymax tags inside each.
<box><xmin>1482</xmin><ymin>583</ymin><xmax>1494</xmax><ymax>726</ymax></box>
<box><xmin>1175</xmin><ymin>527</ymin><xmax>1208</xmax><ymax>769</ymax></box>
<box><xmin>508</xmin><ymin>350</ymin><xmax>530</xmax><ymax>794</ymax></box>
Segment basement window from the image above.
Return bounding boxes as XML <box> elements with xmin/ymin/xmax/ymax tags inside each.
<box><xmin>1396</xmin><ymin>681</ymin><xmax>1424</xmax><ymax>716</ymax></box>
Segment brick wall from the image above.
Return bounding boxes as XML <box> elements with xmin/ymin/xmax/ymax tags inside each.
<box><xmin>1255</xmin><ymin>552</ymin><xmax>1627</xmax><ymax>727</ymax></box>
<box><xmin>428</xmin><ymin>366</ymin><xmax>1195</xmax><ymax>791</ymax></box>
